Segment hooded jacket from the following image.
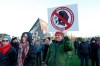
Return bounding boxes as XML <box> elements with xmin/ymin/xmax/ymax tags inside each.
<box><xmin>11</xmin><ymin>37</ymin><xmax>19</xmax><ymax>55</ymax></box>
<box><xmin>18</xmin><ymin>32</ymin><xmax>37</xmax><ymax>66</ymax></box>
<box><xmin>90</xmin><ymin>42</ymin><xmax>99</xmax><ymax>58</ymax></box>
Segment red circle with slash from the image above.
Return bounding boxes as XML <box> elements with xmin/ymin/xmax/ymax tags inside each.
<box><xmin>51</xmin><ymin>6</ymin><xmax>74</xmax><ymax>31</ymax></box>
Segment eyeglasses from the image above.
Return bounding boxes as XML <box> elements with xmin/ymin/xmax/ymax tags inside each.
<box><xmin>2</xmin><ymin>40</ymin><xmax>9</xmax><ymax>42</ymax></box>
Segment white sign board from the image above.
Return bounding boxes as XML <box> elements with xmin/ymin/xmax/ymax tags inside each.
<box><xmin>48</xmin><ymin>4</ymin><xmax>78</xmax><ymax>32</ymax></box>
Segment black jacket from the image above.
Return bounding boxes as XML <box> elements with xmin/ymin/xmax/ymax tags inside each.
<box><xmin>42</xmin><ymin>44</ymin><xmax>50</xmax><ymax>61</ymax></box>
<box><xmin>11</xmin><ymin>42</ymin><xmax>19</xmax><ymax>55</ymax></box>
<box><xmin>0</xmin><ymin>46</ymin><xmax>17</xmax><ymax>66</ymax></box>
<box><xmin>24</xmin><ymin>44</ymin><xmax>37</xmax><ymax>66</ymax></box>
<box><xmin>78</xmin><ymin>42</ymin><xmax>91</xmax><ymax>56</ymax></box>
<box><xmin>20</xmin><ymin>32</ymin><xmax>37</xmax><ymax>66</ymax></box>
<box><xmin>11</xmin><ymin>37</ymin><xmax>19</xmax><ymax>54</ymax></box>
<box><xmin>90</xmin><ymin>43</ymin><xmax>99</xmax><ymax>58</ymax></box>
<box><xmin>74</xmin><ymin>41</ymin><xmax>80</xmax><ymax>49</ymax></box>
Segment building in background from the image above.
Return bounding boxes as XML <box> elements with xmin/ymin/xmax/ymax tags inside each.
<box><xmin>29</xmin><ymin>18</ymin><xmax>48</xmax><ymax>40</ymax></box>
<box><xmin>29</xmin><ymin>18</ymin><xmax>73</xmax><ymax>40</ymax></box>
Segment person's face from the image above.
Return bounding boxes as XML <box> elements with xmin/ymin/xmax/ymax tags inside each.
<box><xmin>13</xmin><ymin>39</ymin><xmax>17</xmax><ymax>43</ymax></box>
<box><xmin>32</xmin><ymin>40</ymin><xmax>34</xmax><ymax>43</ymax></box>
<box><xmin>55</xmin><ymin>34</ymin><xmax>63</xmax><ymax>41</ymax></box>
<box><xmin>22</xmin><ymin>34</ymin><xmax>28</xmax><ymax>43</ymax></box>
<box><xmin>2</xmin><ymin>38</ymin><xmax>10</xmax><ymax>46</ymax></box>
<box><xmin>45</xmin><ymin>38</ymin><xmax>50</xmax><ymax>44</ymax></box>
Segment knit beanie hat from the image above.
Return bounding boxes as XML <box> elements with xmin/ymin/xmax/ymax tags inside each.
<box><xmin>55</xmin><ymin>31</ymin><xmax>63</xmax><ymax>36</ymax></box>
<box><xmin>12</xmin><ymin>37</ymin><xmax>17</xmax><ymax>40</ymax></box>
<box><xmin>3</xmin><ymin>36</ymin><xmax>11</xmax><ymax>42</ymax></box>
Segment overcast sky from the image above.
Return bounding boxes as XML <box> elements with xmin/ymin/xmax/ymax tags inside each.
<box><xmin>0</xmin><ymin>0</ymin><xmax>100</xmax><ymax>37</ymax></box>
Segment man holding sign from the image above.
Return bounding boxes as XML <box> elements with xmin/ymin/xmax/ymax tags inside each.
<box><xmin>45</xmin><ymin>31</ymin><xmax>73</xmax><ymax>66</ymax></box>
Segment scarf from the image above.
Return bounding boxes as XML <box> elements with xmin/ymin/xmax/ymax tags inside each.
<box><xmin>0</xmin><ymin>44</ymin><xmax>11</xmax><ymax>54</ymax></box>
<box><xmin>18</xmin><ymin>42</ymin><xmax>29</xmax><ymax>66</ymax></box>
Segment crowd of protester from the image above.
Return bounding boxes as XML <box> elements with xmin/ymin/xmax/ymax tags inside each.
<box><xmin>74</xmin><ymin>38</ymin><xmax>100</xmax><ymax>66</ymax></box>
<box><xmin>0</xmin><ymin>31</ymin><xmax>100</xmax><ymax>66</ymax></box>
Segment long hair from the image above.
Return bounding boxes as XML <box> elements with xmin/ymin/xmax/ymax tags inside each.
<box><xmin>20</xmin><ymin>32</ymin><xmax>32</xmax><ymax>45</ymax></box>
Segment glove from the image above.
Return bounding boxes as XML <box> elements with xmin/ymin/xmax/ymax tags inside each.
<box><xmin>64</xmin><ymin>36</ymin><xmax>70</xmax><ymax>41</ymax></box>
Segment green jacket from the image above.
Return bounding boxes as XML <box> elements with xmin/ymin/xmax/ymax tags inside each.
<box><xmin>45</xmin><ymin>37</ymin><xmax>73</xmax><ymax>66</ymax></box>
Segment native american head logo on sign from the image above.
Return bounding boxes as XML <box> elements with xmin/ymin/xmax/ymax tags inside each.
<box><xmin>51</xmin><ymin>6</ymin><xmax>74</xmax><ymax>31</ymax></box>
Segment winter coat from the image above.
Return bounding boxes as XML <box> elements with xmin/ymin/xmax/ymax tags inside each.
<box><xmin>34</xmin><ymin>40</ymin><xmax>42</xmax><ymax>66</ymax></box>
<box><xmin>45</xmin><ymin>37</ymin><xmax>73</xmax><ymax>66</ymax></box>
<box><xmin>74</xmin><ymin>41</ymin><xmax>80</xmax><ymax>49</ymax></box>
<box><xmin>78</xmin><ymin>42</ymin><xmax>91</xmax><ymax>56</ymax></box>
<box><xmin>0</xmin><ymin>46</ymin><xmax>17</xmax><ymax>66</ymax></box>
<box><xmin>90</xmin><ymin>43</ymin><xmax>99</xmax><ymax>59</ymax></box>
<box><xmin>11</xmin><ymin>41</ymin><xmax>19</xmax><ymax>55</ymax></box>
<box><xmin>11</xmin><ymin>37</ymin><xmax>19</xmax><ymax>53</ymax></box>
<box><xmin>34</xmin><ymin>40</ymin><xmax>42</xmax><ymax>53</ymax></box>
<box><xmin>42</xmin><ymin>44</ymin><xmax>50</xmax><ymax>61</ymax></box>
<box><xmin>18</xmin><ymin>32</ymin><xmax>37</xmax><ymax>66</ymax></box>
<box><xmin>23</xmin><ymin>44</ymin><xmax>37</xmax><ymax>66</ymax></box>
